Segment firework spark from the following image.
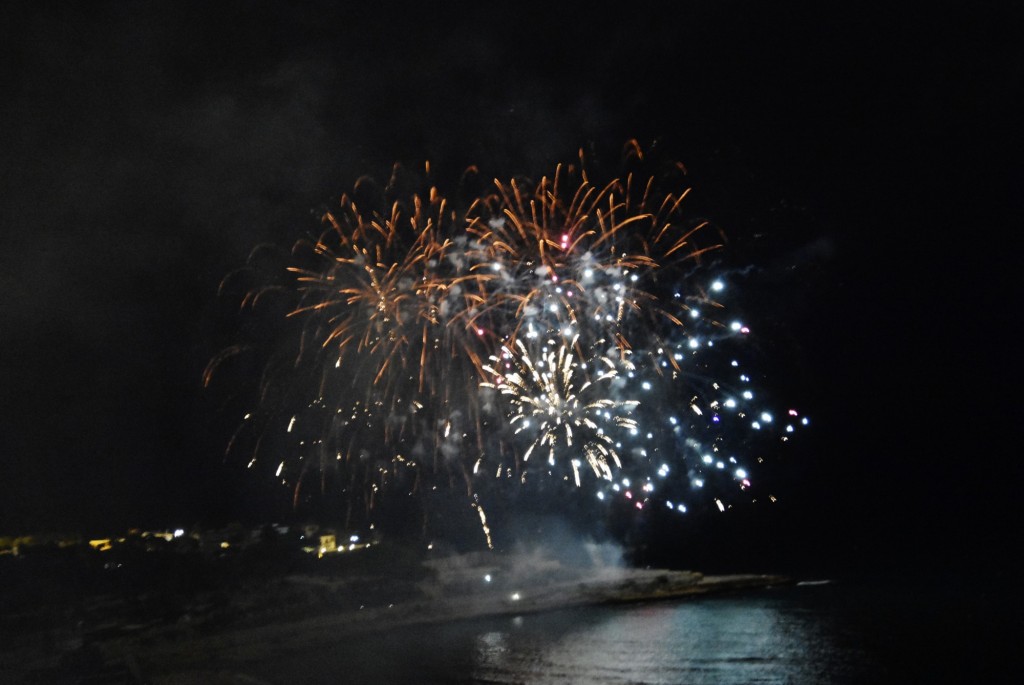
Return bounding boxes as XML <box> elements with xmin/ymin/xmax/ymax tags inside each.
<box><xmin>482</xmin><ymin>336</ymin><xmax>639</xmax><ymax>487</ymax></box>
<box><xmin>205</xmin><ymin>141</ymin><xmax>808</xmax><ymax>540</ymax></box>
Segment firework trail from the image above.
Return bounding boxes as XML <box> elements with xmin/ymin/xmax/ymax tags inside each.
<box><xmin>205</xmin><ymin>141</ymin><xmax>808</xmax><ymax>540</ymax></box>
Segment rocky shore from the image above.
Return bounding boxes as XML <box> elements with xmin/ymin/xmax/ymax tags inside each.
<box><xmin>4</xmin><ymin>545</ymin><xmax>794</xmax><ymax>683</ymax></box>
<box><xmin>116</xmin><ymin>566</ymin><xmax>793</xmax><ymax>684</ymax></box>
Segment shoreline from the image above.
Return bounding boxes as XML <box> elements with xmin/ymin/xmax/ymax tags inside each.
<box><xmin>116</xmin><ymin>569</ymin><xmax>794</xmax><ymax>683</ymax></box>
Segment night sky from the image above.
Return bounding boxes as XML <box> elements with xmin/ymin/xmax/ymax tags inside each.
<box><xmin>2</xmin><ymin>2</ymin><xmax>1018</xmax><ymax>573</ymax></box>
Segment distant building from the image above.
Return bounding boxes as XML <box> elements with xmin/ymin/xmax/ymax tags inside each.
<box><xmin>318</xmin><ymin>533</ymin><xmax>337</xmax><ymax>556</ymax></box>
<box><xmin>89</xmin><ymin>539</ymin><xmax>113</xmax><ymax>552</ymax></box>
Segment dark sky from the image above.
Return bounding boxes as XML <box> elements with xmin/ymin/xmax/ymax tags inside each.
<box><xmin>2</xmin><ymin>1</ymin><xmax>1019</xmax><ymax>570</ymax></box>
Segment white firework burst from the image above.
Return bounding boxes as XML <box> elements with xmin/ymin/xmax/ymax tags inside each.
<box><xmin>482</xmin><ymin>335</ymin><xmax>639</xmax><ymax>486</ymax></box>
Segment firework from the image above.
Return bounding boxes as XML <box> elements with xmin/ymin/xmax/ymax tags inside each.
<box><xmin>205</xmin><ymin>141</ymin><xmax>808</xmax><ymax>540</ymax></box>
<box><xmin>481</xmin><ymin>335</ymin><xmax>639</xmax><ymax>487</ymax></box>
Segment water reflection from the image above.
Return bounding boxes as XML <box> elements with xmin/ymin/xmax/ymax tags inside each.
<box><xmin>468</xmin><ymin>588</ymin><xmax>880</xmax><ymax>684</ymax></box>
<box><xmin>254</xmin><ymin>585</ymin><xmax>898</xmax><ymax>684</ymax></box>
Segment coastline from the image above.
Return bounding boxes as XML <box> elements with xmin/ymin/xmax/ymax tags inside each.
<box><xmin>115</xmin><ymin>569</ymin><xmax>794</xmax><ymax>683</ymax></box>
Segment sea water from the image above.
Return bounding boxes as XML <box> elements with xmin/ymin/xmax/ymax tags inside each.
<box><xmin>251</xmin><ymin>574</ymin><xmax>1016</xmax><ymax>684</ymax></box>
